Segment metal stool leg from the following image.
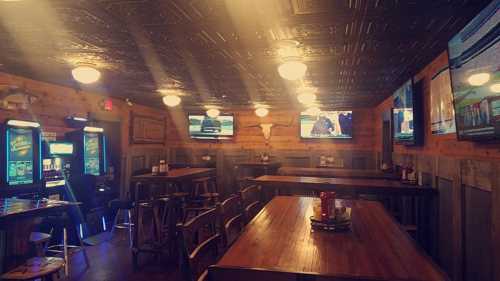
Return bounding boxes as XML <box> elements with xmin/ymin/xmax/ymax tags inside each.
<box><xmin>128</xmin><ymin>210</ymin><xmax>133</xmax><ymax>248</ymax></box>
<box><xmin>63</xmin><ymin>228</ymin><xmax>69</xmax><ymax>277</ymax></box>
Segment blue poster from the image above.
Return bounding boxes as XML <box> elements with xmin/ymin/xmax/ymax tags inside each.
<box><xmin>84</xmin><ymin>133</ymin><xmax>100</xmax><ymax>176</ymax></box>
<box><xmin>7</xmin><ymin>128</ymin><xmax>34</xmax><ymax>185</ymax></box>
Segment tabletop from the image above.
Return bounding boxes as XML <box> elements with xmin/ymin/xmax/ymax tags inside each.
<box><xmin>211</xmin><ymin>196</ymin><xmax>447</xmax><ymax>281</ymax></box>
<box><xmin>251</xmin><ymin>175</ymin><xmax>435</xmax><ymax>195</ymax></box>
<box><xmin>131</xmin><ymin>167</ymin><xmax>215</xmax><ymax>181</ymax></box>
<box><xmin>236</xmin><ymin>162</ymin><xmax>281</xmax><ymax>168</ymax></box>
<box><xmin>278</xmin><ymin>167</ymin><xmax>398</xmax><ymax>180</ymax></box>
<box><xmin>0</xmin><ymin>198</ymin><xmax>77</xmax><ymax>221</ymax></box>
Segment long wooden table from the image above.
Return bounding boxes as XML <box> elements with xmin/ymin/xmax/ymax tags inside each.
<box><xmin>209</xmin><ymin>196</ymin><xmax>448</xmax><ymax>281</ymax></box>
<box><xmin>251</xmin><ymin>175</ymin><xmax>435</xmax><ymax>196</ymax></box>
<box><xmin>278</xmin><ymin>167</ymin><xmax>399</xmax><ymax>180</ymax></box>
<box><xmin>130</xmin><ymin>167</ymin><xmax>216</xmax><ymax>268</ymax></box>
<box><xmin>250</xmin><ymin>175</ymin><xmax>437</xmax><ymax>256</ymax></box>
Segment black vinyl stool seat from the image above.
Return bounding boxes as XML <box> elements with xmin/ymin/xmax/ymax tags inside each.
<box><xmin>29</xmin><ymin>232</ymin><xmax>52</xmax><ymax>257</ymax></box>
<box><xmin>109</xmin><ymin>199</ymin><xmax>134</xmax><ymax>210</ymax></box>
<box><xmin>43</xmin><ymin>214</ymin><xmax>90</xmax><ymax>276</ymax></box>
<box><xmin>108</xmin><ymin>198</ymin><xmax>134</xmax><ymax>247</ymax></box>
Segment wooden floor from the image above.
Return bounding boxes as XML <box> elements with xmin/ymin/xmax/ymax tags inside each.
<box><xmin>69</xmin><ymin>231</ymin><xmax>181</xmax><ymax>281</ymax></box>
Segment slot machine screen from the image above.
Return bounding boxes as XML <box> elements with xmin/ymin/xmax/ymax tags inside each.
<box><xmin>7</xmin><ymin>127</ymin><xmax>34</xmax><ymax>185</ymax></box>
<box><xmin>84</xmin><ymin>132</ymin><xmax>100</xmax><ymax>176</ymax></box>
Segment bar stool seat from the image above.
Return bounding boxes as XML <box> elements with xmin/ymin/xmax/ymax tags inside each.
<box><xmin>109</xmin><ymin>199</ymin><xmax>134</xmax><ymax>247</ymax></box>
<box><xmin>43</xmin><ymin>214</ymin><xmax>90</xmax><ymax>274</ymax></box>
<box><xmin>109</xmin><ymin>199</ymin><xmax>134</xmax><ymax>210</ymax></box>
<box><xmin>29</xmin><ymin>232</ymin><xmax>52</xmax><ymax>257</ymax></box>
<box><xmin>1</xmin><ymin>257</ymin><xmax>65</xmax><ymax>280</ymax></box>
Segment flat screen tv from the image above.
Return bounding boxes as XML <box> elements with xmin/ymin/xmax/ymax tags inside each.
<box><xmin>393</xmin><ymin>79</ymin><xmax>424</xmax><ymax>145</ymax></box>
<box><xmin>84</xmin><ymin>132</ymin><xmax>101</xmax><ymax>176</ymax></box>
<box><xmin>300</xmin><ymin>111</ymin><xmax>353</xmax><ymax>139</ymax></box>
<box><xmin>188</xmin><ymin>114</ymin><xmax>234</xmax><ymax>140</ymax></box>
<box><xmin>7</xmin><ymin>127</ymin><xmax>34</xmax><ymax>185</ymax></box>
<box><xmin>448</xmin><ymin>0</ymin><xmax>500</xmax><ymax>141</ymax></box>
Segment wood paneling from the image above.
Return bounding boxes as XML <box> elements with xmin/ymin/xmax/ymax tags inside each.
<box><xmin>373</xmin><ymin>51</ymin><xmax>500</xmax><ymax>281</ymax></box>
<box><xmin>166</xmin><ymin>108</ymin><xmax>375</xmax><ymax>151</ymax></box>
<box><xmin>463</xmin><ymin>185</ymin><xmax>492</xmax><ymax>281</ymax></box>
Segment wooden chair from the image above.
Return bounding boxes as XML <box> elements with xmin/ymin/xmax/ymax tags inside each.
<box><xmin>218</xmin><ymin>195</ymin><xmax>244</xmax><ymax>248</ymax></box>
<box><xmin>239</xmin><ymin>185</ymin><xmax>262</xmax><ymax>223</ymax></box>
<box><xmin>178</xmin><ymin>208</ymin><xmax>221</xmax><ymax>281</ymax></box>
<box><xmin>1</xmin><ymin>257</ymin><xmax>65</xmax><ymax>281</ymax></box>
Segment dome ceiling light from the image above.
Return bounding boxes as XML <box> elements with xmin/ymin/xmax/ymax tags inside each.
<box><xmin>304</xmin><ymin>106</ymin><xmax>321</xmax><ymax>116</ymax></box>
<box><xmin>297</xmin><ymin>86</ymin><xmax>317</xmax><ymax>105</ymax></box>
<box><xmin>277</xmin><ymin>40</ymin><xmax>307</xmax><ymax>81</ymax></box>
<box><xmin>255</xmin><ymin>107</ymin><xmax>269</xmax><ymax>117</ymax></box>
<box><xmin>72</xmin><ymin>65</ymin><xmax>101</xmax><ymax>84</ymax></box>
<box><xmin>206</xmin><ymin>108</ymin><xmax>220</xmax><ymax>118</ymax></box>
<box><xmin>162</xmin><ymin>95</ymin><xmax>181</xmax><ymax>107</ymax></box>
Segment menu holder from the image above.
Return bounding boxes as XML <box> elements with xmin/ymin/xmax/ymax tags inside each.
<box><xmin>310</xmin><ymin>206</ymin><xmax>352</xmax><ymax>232</ymax></box>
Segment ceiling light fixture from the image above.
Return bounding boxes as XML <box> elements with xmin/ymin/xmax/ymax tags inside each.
<box><xmin>255</xmin><ymin>107</ymin><xmax>269</xmax><ymax>117</ymax></box>
<box><xmin>304</xmin><ymin>106</ymin><xmax>321</xmax><ymax>116</ymax></box>
<box><xmin>162</xmin><ymin>95</ymin><xmax>181</xmax><ymax>107</ymax></box>
<box><xmin>278</xmin><ymin>61</ymin><xmax>307</xmax><ymax>81</ymax></box>
<box><xmin>489</xmin><ymin>83</ymin><xmax>500</xmax><ymax>93</ymax></box>
<box><xmin>72</xmin><ymin>65</ymin><xmax>101</xmax><ymax>84</ymax></box>
<box><xmin>297</xmin><ymin>86</ymin><xmax>317</xmax><ymax>105</ymax></box>
<box><xmin>206</xmin><ymin>108</ymin><xmax>220</xmax><ymax>118</ymax></box>
<box><xmin>467</xmin><ymin>73</ymin><xmax>490</xmax><ymax>86</ymax></box>
<box><xmin>297</xmin><ymin>93</ymin><xmax>316</xmax><ymax>105</ymax></box>
<box><xmin>277</xmin><ymin>40</ymin><xmax>307</xmax><ymax>81</ymax></box>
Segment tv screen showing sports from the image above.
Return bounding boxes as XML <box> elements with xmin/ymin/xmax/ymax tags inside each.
<box><xmin>300</xmin><ymin>111</ymin><xmax>353</xmax><ymax>139</ymax></box>
<box><xmin>84</xmin><ymin>133</ymin><xmax>100</xmax><ymax>175</ymax></box>
<box><xmin>188</xmin><ymin>114</ymin><xmax>234</xmax><ymax>139</ymax></box>
<box><xmin>448</xmin><ymin>0</ymin><xmax>500</xmax><ymax>141</ymax></box>
<box><xmin>7</xmin><ymin>127</ymin><xmax>34</xmax><ymax>185</ymax></box>
<box><xmin>393</xmin><ymin>79</ymin><xmax>415</xmax><ymax>143</ymax></box>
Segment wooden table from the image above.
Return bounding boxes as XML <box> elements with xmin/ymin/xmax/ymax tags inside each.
<box><xmin>251</xmin><ymin>175</ymin><xmax>434</xmax><ymax>196</ymax></box>
<box><xmin>209</xmin><ymin>196</ymin><xmax>448</xmax><ymax>281</ymax></box>
<box><xmin>0</xmin><ymin>198</ymin><xmax>78</xmax><ymax>274</ymax></box>
<box><xmin>250</xmin><ymin>175</ymin><xmax>437</xmax><ymax>256</ymax></box>
<box><xmin>278</xmin><ymin>166</ymin><xmax>399</xmax><ymax>180</ymax></box>
<box><xmin>131</xmin><ymin>167</ymin><xmax>216</xmax><ymax>186</ymax></box>
<box><xmin>130</xmin><ymin>167</ymin><xmax>216</xmax><ymax>268</ymax></box>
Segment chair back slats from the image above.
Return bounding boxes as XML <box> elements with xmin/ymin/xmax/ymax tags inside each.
<box><xmin>244</xmin><ymin>201</ymin><xmax>262</xmax><ymax>223</ymax></box>
<box><xmin>178</xmin><ymin>208</ymin><xmax>220</xmax><ymax>281</ymax></box>
<box><xmin>239</xmin><ymin>185</ymin><xmax>262</xmax><ymax>223</ymax></box>
<box><xmin>219</xmin><ymin>195</ymin><xmax>244</xmax><ymax>247</ymax></box>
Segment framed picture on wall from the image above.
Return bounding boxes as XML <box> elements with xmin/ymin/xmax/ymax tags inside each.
<box><xmin>130</xmin><ymin>112</ymin><xmax>166</xmax><ymax>144</ymax></box>
<box><xmin>430</xmin><ymin>67</ymin><xmax>456</xmax><ymax>135</ymax></box>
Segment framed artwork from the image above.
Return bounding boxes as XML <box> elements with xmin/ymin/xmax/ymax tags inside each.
<box><xmin>130</xmin><ymin>112</ymin><xmax>166</xmax><ymax>144</ymax></box>
<box><xmin>430</xmin><ymin>68</ymin><xmax>456</xmax><ymax>135</ymax></box>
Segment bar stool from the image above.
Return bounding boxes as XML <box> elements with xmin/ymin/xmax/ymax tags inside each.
<box><xmin>183</xmin><ymin>177</ymin><xmax>218</xmax><ymax>222</ymax></box>
<box><xmin>193</xmin><ymin>176</ymin><xmax>219</xmax><ymax>206</ymax></box>
<box><xmin>1</xmin><ymin>257</ymin><xmax>65</xmax><ymax>281</ymax></box>
<box><xmin>108</xmin><ymin>198</ymin><xmax>134</xmax><ymax>247</ymax></box>
<box><xmin>29</xmin><ymin>232</ymin><xmax>52</xmax><ymax>257</ymax></box>
<box><xmin>44</xmin><ymin>214</ymin><xmax>90</xmax><ymax>275</ymax></box>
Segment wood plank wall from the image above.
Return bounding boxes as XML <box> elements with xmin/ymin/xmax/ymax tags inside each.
<box><xmin>0</xmin><ymin>72</ymin><xmax>170</xmax><ymax>197</ymax></box>
<box><xmin>374</xmin><ymin>52</ymin><xmax>500</xmax><ymax>281</ymax></box>
<box><xmin>166</xmin><ymin>108</ymin><xmax>375</xmax><ymax>151</ymax></box>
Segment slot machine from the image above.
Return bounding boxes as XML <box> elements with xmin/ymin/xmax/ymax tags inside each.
<box><xmin>0</xmin><ymin>120</ymin><xmax>43</xmax><ymax>198</ymax></box>
<box><xmin>42</xmin><ymin>141</ymin><xmax>74</xmax><ymax>199</ymax></box>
